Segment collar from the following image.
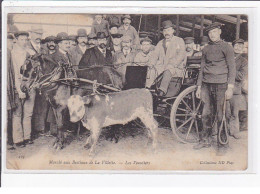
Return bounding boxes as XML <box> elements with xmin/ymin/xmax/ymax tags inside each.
<box><xmin>141</xmin><ymin>51</ymin><xmax>150</xmax><ymax>57</ymax></box>
<box><xmin>123</xmin><ymin>25</ymin><xmax>130</xmax><ymax>30</ymax></box>
<box><xmin>98</xmin><ymin>46</ymin><xmax>106</xmax><ymax>54</ymax></box>
<box><xmin>78</xmin><ymin>45</ymin><xmax>87</xmax><ymax>53</ymax></box>
<box><xmin>209</xmin><ymin>39</ymin><xmax>223</xmax><ymax>45</ymax></box>
<box><xmin>123</xmin><ymin>48</ymin><xmax>131</xmax><ymax>55</ymax></box>
<box><xmin>31</xmin><ymin>41</ymin><xmax>40</xmax><ymax>50</ymax></box>
<box><xmin>59</xmin><ymin>48</ymin><xmax>67</xmax><ymax>55</ymax></box>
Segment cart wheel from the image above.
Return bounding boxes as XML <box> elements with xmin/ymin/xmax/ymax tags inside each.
<box><xmin>170</xmin><ymin>86</ymin><xmax>203</xmax><ymax>144</ymax></box>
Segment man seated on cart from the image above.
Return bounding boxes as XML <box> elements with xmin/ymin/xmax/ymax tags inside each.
<box><xmin>134</xmin><ymin>36</ymin><xmax>155</xmax><ymax>87</ymax></box>
<box><xmin>149</xmin><ymin>20</ymin><xmax>186</xmax><ymax>96</ymax></box>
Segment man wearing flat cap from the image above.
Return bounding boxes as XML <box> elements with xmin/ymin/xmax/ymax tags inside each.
<box><xmin>110</xmin><ymin>33</ymin><xmax>123</xmax><ymax>54</ymax></box>
<box><xmin>42</xmin><ymin>36</ymin><xmax>57</xmax><ymax>55</ymax></box>
<box><xmin>225</xmin><ymin>39</ymin><xmax>248</xmax><ymax>140</ymax></box>
<box><xmin>134</xmin><ymin>37</ymin><xmax>155</xmax><ymax>87</ymax></box>
<box><xmin>26</xmin><ymin>25</ymin><xmax>45</xmax><ymax>55</ymax></box>
<box><xmin>87</xmin><ymin>33</ymin><xmax>98</xmax><ymax>48</ymax></box>
<box><xmin>69</xmin><ymin>28</ymin><xmax>89</xmax><ymax>68</ymax></box>
<box><xmin>113</xmin><ymin>35</ymin><xmax>137</xmax><ymax>79</ymax></box>
<box><xmin>11</xmin><ymin>31</ymin><xmax>35</xmax><ymax>147</ymax></box>
<box><xmin>195</xmin><ymin>22</ymin><xmax>236</xmax><ymax>152</ymax></box>
<box><xmin>118</xmin><ymin>15</ymin><xmax>140</xmax><ymax>49</ymax></box>
<box><xmin>107</xmin><ymin>24</ymin><xmax>121</xmax><ymax>53</ymax></box>
<box><xmin>79</xmin><ymin>32</ymin><xmax>113</xmax><ymax>68</ymax></box>
<box><xmin>150</xmin><ymin>20</ymin><xmax>186</xmax><ymax>96</ymax></box>
<box><xmin>91</xmin><ymin>14</ymin><xmax>110</xmax><ymax>37</ymax></box>
<box><xmin>184</xmin><ymin>37</ymin><xmax>198</xmax><ymax>57</ymax></box>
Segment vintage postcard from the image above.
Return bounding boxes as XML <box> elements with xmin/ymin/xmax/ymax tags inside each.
<box><xmin>2</xmin><ymin>3</ymin><xmax>251</xmax><ymax>172</ymax></box>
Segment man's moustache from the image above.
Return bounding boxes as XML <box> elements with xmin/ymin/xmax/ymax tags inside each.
<box><xmin>48</xmin><ymin>45</ymin><xmax>55</xmax><ymax>50</ymax></box>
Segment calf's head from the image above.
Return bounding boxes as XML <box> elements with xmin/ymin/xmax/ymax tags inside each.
<box><xmin>67</xmin><ymin>95</ymin><xmax>91</xmax><ymax>122</ymax></box>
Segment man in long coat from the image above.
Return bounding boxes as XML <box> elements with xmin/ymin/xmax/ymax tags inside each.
<box><xmin>78</xmin><ymin>32</ymin><xmax>113</xmax><ymax>68</ymax></box>
<box><xmin>150</xmin><ymin>20</ymin><xmax>186</xmax><ymax>96</ymax></box>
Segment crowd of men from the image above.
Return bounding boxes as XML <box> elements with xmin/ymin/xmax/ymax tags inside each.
<box><xmin>7</xmin><ymin>14</ymin><xmax>248</xmax><ymax>154</ymax></box>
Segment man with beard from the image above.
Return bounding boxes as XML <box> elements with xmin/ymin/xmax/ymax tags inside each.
<box><xmin>194</xmin><ymin>22</ymin><xmax>236</xmax><ymax>153</ymax></box>
<box><xmin>70</xmin><ymin>29</ymin><xmax>88</xmax><ymax>68</ymax></box>
<box><xmin>150</xmin><ymin>20</ymin><xmax>186</xmax><ymax>96</ymax></box>
<box><xmin>226</xmin><ymin>39</ymin><xmax>248</xmax><ymax>139</ymax></box>
<box><xmin>91</xmin><ymin>14</ymin><xmax>110</xmax><ymax>37</ymax></box>
<box><xmin>113</xmin><ymin>35</ymin><xmax>137</xmax><ymax>79</ymax></box>
<box><xmin>87</xmin><ymin>33</ymin><xmax>98</xmax><ymax>49</ymax></box>
<box><xmin>27</xmin><ymin>26</ymin><xmax>45</xmax><ymax>55</ymax></box>
<box><xmin>42</xmin><ymin>36</ymin><xmax>57</xmax><ymax>55</ymax></box>
<box><xmin>118</xmin><ymin>15</ymin><xmax>140</xmax><ymax>49</ymax></box>
<box><xmin>79</xmin><ymin>32</ymin><xmax>113</xmax><ymax>68</ymax></box>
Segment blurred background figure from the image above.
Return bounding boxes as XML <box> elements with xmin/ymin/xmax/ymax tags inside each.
<box><xmin>69</xmin><ymin>35</ymin><xmax>77</xmax><ymax>51</ymax></box>
<box><xmin>91</xmin><ymin>14</ymin><xmax>110</xmax><ymax>37</ymax></box>
<box><xmin>27</xmin><ymin>25</ymin><xmax>44</xmax><ymax>55</ymax></box>
<box><xmin>184</xmin><ymin>37</ymin><xmax>198</xmax><ymax>57</ymax></box>
<box><xmin>87</xmin><ymin>33</ymin><xmax>98</xmax><ymax>49</ymax></box>
<box><xmin>110</xmin><ymin>33</ymin><xmax>123</xmax><ymax>54</ymax></box>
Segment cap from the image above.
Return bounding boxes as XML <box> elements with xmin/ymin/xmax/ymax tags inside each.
<box><xmin>55</xmin><ymin>32</ymin><xmax>70</xmax><ymax>43</ymax></box>
<box><xmin>140</xmin><ymin>37</ymin><xmax>152</xmax><ymax>44</ymax></box>
<box><xmin>77</xmin><ymin>28</ymin><xmax>88</xmax><ymax>37</ymax></box>
<box><xmin>162</xmin><ymin>20</ymin><xmax>174</xmax><ymax>30</ymax></box>
<box><xmin>111</xmin><ymin>33</ymin><xmax>123</xmax><ymax>39</ymax></box>
<box><xmin>42</xmin><ymin>35</ymin><xmax>56</xmax><ymax>44</ymax></box>
<box><xmin>232</xmin><ymin>38</ymin><xmax>245</xmax><ymax>46</ymax></box>
<box><xmin>184</xmin><ymin>37</ymin><xmax>195</xmax><ymax>44</ymax></box>
<box><xmin>14</xmin><ymin>31</ymin><xmax>29</xmax><ymax>38</ymax></box>
<box><xmin>205</xmin><ymin>22</ymin><xmax>222</xmax><ymax>32</ymax></box>
<box><xmin>96</xmin><ymin>32</ymin><xmax>108</xmax><ymax>39</ymax></box>
<box><xmin>88</xmin><ymin>33</ymin><xmax>97</xmax><ymax>40</ymax></box>
<box><xmin>122</xmin><ymin>14</ymin><xmax>132</xmax><ymax>21</ymax></box>
<box><xmin>201</xmin><ymin>36</ymin><xmax>209</xmax><ymax>45</ymax></box>
<box><xmin>121</xmin><ymin>35</ymin><xmax>132</xmax><ymax>43</ymax></box>
<box><xmin>29</xmin><ymin>25</ymin><xmax>44</xmax><ymax>34</ymax></box>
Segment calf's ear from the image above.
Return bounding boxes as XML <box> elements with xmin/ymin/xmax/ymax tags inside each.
<box><xmin>82</xmin><ymin>96</ymin><xmax>91</xmax><ymax>105</ymax></box>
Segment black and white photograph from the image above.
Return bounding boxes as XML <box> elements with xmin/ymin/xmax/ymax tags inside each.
<box><xmin>2</xmin><ymin>9</ymin><xmax>249</xmax><ymax>171</ymax></box>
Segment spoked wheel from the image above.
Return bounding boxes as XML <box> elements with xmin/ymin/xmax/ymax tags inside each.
<box><xmin>170</xmin><ymin>86</ymin><xmax>203</xmax><ymax>143</ymax></box>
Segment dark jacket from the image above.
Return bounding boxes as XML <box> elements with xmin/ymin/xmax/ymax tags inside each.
<box><xmin>197</xmin><ymin>40</ymin><xmax>236</xmax><ymax>86</ymax></box>
<box><xmin>233</xmin><ymin>54</ymin><xmax>248</xmax><ymax>95</ymax></box>
<box><xmin>69</xmin><ymin>45</ymin><xmax>86</xmax><ymax>67</ymax></box>
<box><xmin>7</xmin><ymin>48</ymin><xmax>17</xmax><ymax>110</ymax></box>
<box><xmin>78</xmin><ymin>46</ymin><xmax>113</xmax><ymax>69</ymax></box>
<box><xmin>50</xmin><ymin>49</ymin><xmax>72</xmax><ymax>66</ymax></box>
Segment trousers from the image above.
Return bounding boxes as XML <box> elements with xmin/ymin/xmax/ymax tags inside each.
<box><xmin>200</xmin><ymin>82</ymin><xmax>227</xmax><ymax>143</ymax></box>
<box><xmin>12</xmin><ymin>89</ymin><xmax>36</xmax><ymax>143</ymax></box>
<box><xmin>159</xmin><ymin>70</ymin><xmax>172</xmax><ymax>94</ymax></box>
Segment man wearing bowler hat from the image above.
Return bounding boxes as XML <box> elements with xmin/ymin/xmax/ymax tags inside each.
<box><xmin>51</xmin><ymin>32</ymin><xmax>72</xmax><ymax>66</ymax></box>
<box><xmin>41</xmin><ymin>36</ymin><xmax>57</xmax><ymax>55</ymax></box>
<box><xmin>118</xmin><ymin>14</ymin><xmax>140</xmax><ymax>49</ymax></box>
<box><xmin>79</xmin><ymin>32</ymin><xmax>113</xmax><ymax>68</ymax></box>
<box><xmin>87</xmin><ymin>33</ymin><xmax>98</xmax><ymax>49</ymax></box>
<box><xmin>194</xmin><ymin>22</ymin><xmax>236</xmax><ymax>152</ymax></box>
<box><xmin>69</xmin><ymin>28</ymin><xmax>89</xmax><ymax>68</ymax></box>
<box><xmin>150</xmin><ymin>20</ymin><xmax>186</xmax><ymax>96</ymax></box>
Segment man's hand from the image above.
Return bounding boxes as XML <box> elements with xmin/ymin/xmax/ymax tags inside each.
<box><xmin>225</xmin><ymin>84</ymin><xmax>234</xmax><ymax>100</ymax></box>
<box><xmin>18</xmin><ymin>91</ymin><xmax>26</xmax><ymax>99</ymax></box>
<box><xmin>196</xmin><ymin>86</ymin><xmax>201</xmax><ymax>99</ymax></box>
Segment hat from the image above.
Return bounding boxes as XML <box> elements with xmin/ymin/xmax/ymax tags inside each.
<box><xmin>205</xmin><ymin>22</ymin><xmax>222</xmax><ymax>32</ymax></box>
<box><xmin>77</xmin><ymin>28</ymin><xmax>88</xmax><ymax>37</ymax></box>
<box><xmin>111</xmin><ymin>33</ymin><xmax>123</xmax><ymax>39</ymax></box>
<box><xmin>96</xmin><ymin>32</ymin><xmax>108</xmax><ymax>39</ymax></box>
<box><xmin>7</xmin><ymin>34</ymin><xmax>14</xmax><ymax>40</ymax></box>
<box><xmin>232</xmin><ymin>38</ymin><xmax>245</xmax><ymax>46</ymax></box>
<box><xmin>109</xmin><ymin>23</ymin><xmax>119</xmax><ymax>29</ymax></box>
<box><xmin>42</xmin><ymin>35</ymin><xmax>56</xmax><ymax>44</ymax></box>
<box><xmin>184</xmin><ymin>37</ymin><xmax>195</xmax><ymax>44</ymax></box>
<box><xmin>14</xmin><ymin>31</ymin><xmax>29</xmax><ymax>38</ymax></box>
<box><xmin>88</xmin><ymin>33</ymin><xmax>97</xmax><ymax>40</ymax></box>
<box><xmin>122</xmin><ymin>14</ymin><xmax>132</xmax><ymax>21</ymax></box>
<box><xmin>29</xmin><ymin>25</ymin><xmax>44</xmax><ymax>34</ymax></box>
<box><xmin>162</xmin><ymin>20</ymin><xmax>174</xmax><ymax>29</ymax></box>
<box><xmin>121</xmin><ymin>35</ymin><xmax>132</xmax><ymax>43</ymax></box>
<box><xmin>140</xmin><ymin>37</ymin><xmax>152</xmax><ymax>44</ymax></box>
<box><xmin>201</xmin><ymin>36</ymin><xmax>209</xmax><ymax>45</ymax></box>
<box><xmin>55</xmin><ymin>32</ymin><xmax>70</xmax><ymax>43</ymax></box>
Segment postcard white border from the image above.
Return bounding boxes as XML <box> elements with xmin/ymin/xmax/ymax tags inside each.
<box><xmin>1</xmin><ymin>1</ymin><xmax>260</xmax><ymax>187</ymax></box>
